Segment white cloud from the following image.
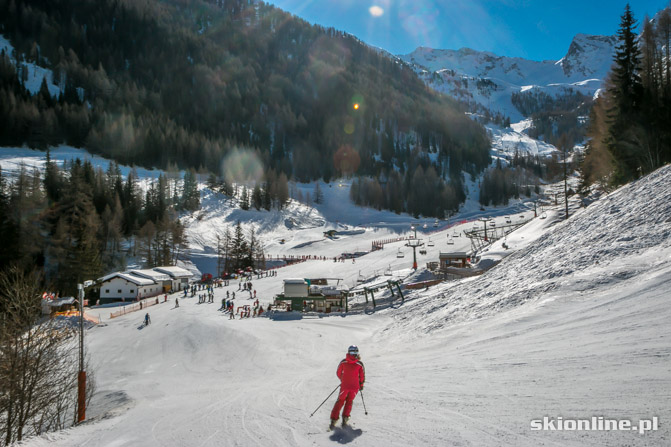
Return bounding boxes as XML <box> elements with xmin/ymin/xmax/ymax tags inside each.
<box><xmin>369</xmin><ymin>5</ymin><xmax>384</xmax><ymax>17</ymax></box>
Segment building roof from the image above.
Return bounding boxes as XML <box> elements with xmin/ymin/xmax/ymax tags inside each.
<box><xmin>129</xmin><ymin>269</ymin><xmax>171</xmax><ymax>281</ymax></box>
<box><xmin>439</xmin><ymin>252</ymin><xmax>469</xmax><ymax>258</ymax></box>
<box><xmin>284</xmin><ymin>278</ymin><xmax>308</xmax><ymax>285</ymax></box>
<box><xmin>47</xmin><ymin>296</ymin><xmax>76</xmax><ymax>307</ymax></box>
<box><xmin>99</xmin><ymin>272</ymin><xmax>156</xmax><ymax>286</ymax></box>
<box><xmin>153</xmin><ymin>266</ymin><xmax>194</xmax><ymax>279</ymax></box>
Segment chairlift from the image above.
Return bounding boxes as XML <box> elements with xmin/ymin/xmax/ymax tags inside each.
<box><xmin>357</xmin><ymin>270</ymin><xmax>365</xmax><ymax>283</ymax></box>
<box><xmin>384</xmin><ymin>265</ymin><xmax>393</xmax><ymax>276</ymax></box>
<box><xmin>397</xmin><ymin>248</ymin><xmax>405</xmax><ymax>258</ymax></box>
<box><xmin>505</xmin><ymin>216</ymin><xmax>512</xmax><ymax>224</ymax></box>
<box><xmin>423</xmin><ymin>223</ymin><xmax>428</xmax><ymax>229</ymax></box>
<box><xmin>419</xmin><ymin>248</ymin><xmax>427</xmax><ymax>255</ymax></box>
<box><xmin>452</xmin><ymin>230</ymin><xmax>459</xmax><ymax>237</ymax></box>
<box><xmin>447</xmin><ymin>238</ymin><xmax>455</xmax><ymax>245</ymax></box>
<box><xmin>433</xmin><ymin>219</ymin><xmax>439</xmax><ymax>228</ymax></box>
<box><xmin>428</xmin><ymin>238</ymin><xmax>435</xmax><ymax>247</ymax></box>
<box><xmin>540</xmin><ymin>211</ymin><xmax>547</xmax><ymax>220</ymax></box>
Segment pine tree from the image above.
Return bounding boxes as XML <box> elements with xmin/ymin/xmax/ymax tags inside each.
<box><xmin>223</xmin><ymin>226</ymin><xmax>232</xmax><ymax>273</ymax></box>
<box><xmin>262</xmin><ymin>181</ymin><xmax>272</xmax><ymax>211</ymax></box>
<box><xmin>607</xmin><ymin>3</ymin><xmax>644</xmax><ymax>183</ymax></box>
<box><xmin>276</xmin><ymin>173</ymin><xmax>289</xmax><ymax>209</ymax></box>
<box><xmin>50</xmin><ymin>162</ymin><xmax>103</xmax><ymax>294</ymax></box>
<box><xmin>252</xmin><ymin>184</ymin><xmax>262</xmax><ymax>210</ymax></box>
<box><xmin>246</xmin><ymin>226</ymin><xmax>258</xmax><ymax>268</ymax></box>
<box><xmin>231</xmin><ymin>221</ymin><xmax>248</xmax><ymax>270</ymax></box>
<box><xmin>313</xmin><ymin>182</ymin><xmax>324</xmax><ymax>204</ymax></box>
<box><xmin>239</xmin><ymin>186</ymin><xmax>250</xmax><ymax>210</ymax></box>
<box><xmin>207</xmin><ymin>173</ymin><xmax>220</xmax><ymax>192</ymax></box>
<box><xmin>181</xmin><ymin>169</ymin><xmax>200</xmax><ymax>211</ymax></box>
<box><xmin>0</xmin><ymin>166</ymin><xmax>20</xmax><ymax>270</ymax></box>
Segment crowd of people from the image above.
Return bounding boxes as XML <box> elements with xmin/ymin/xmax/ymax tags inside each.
<box><xmin>171</xmin><ymin>271</ymin><xmax>278</xmax><ymax>321</ymax></box>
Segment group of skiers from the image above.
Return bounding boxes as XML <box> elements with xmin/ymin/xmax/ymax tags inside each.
<box><xmin>198</xmin><ymin>292</ymin><xmax>215</xmax><ymax>303</ymax></box>
<box><xmin>184</xmin><ymin>283</ymin><xmax>215</xmax><ymax>298</ymax></box>
<box><xmin>223</xmin><ymin>300</ymin><xmax>270</xmax><ymax>319</ymax></box>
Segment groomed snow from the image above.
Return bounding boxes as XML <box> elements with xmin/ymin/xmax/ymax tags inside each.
<box><xmin>14</xmin><ymin>155</ymin><xmax>671</xmax><ymax>446</ymax></box>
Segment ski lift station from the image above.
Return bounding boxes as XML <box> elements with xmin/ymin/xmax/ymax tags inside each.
<box><xmin>439</xmin><ymin>252</ymin><xmax>470</xmax><ymax>269</ymax></box>
<box><xmin>274</xmin><ymin>278</ymin><xmax>349</xmax><ymax>313</ymax></box>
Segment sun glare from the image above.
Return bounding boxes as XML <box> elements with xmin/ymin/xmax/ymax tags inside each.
<box><xmin>369</xmin><ymin>6</ymin><xmax>384</xmax><ymax>17</ymax></box>
<box><xmin>353</xmin><ymin>103</ymin><xmax>359</xmax><ymax>110</ymax></box>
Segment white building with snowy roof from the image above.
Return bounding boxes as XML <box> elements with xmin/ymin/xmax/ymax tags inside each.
<box><xmin>98</xmin><ymin>272</ymin><xmax>161</xmax><ymax>304</ymax></box>
<box><xmin>129</xmin><ymin>269</ymin><xmax>172</xmax><ymax>292</ymax></box>
<box><xmin>153</xmin><ymin>266</ymin><xmax>194</xmax><ymax>291</ymax></box>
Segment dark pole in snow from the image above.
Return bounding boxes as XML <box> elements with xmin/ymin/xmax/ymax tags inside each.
<box><xmin>360</xmin><ymin>390</ymin><xmax>368</xmax><ymax>415</ymax></box>
<box><xmin>310</xmin><ymin>384</ymin><xmax>340</xmax><ymax>417</ymax></box>
<box><xmin>77</xmin><ymin>283</ymin><xmax>86</xmax><ymax>423</ymax></box>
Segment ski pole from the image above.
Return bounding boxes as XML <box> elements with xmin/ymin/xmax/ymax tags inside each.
<box><xmin>309</xmin><ymin>384</ymin><xmax>340</xmax><ymax>417</ymax></box>
<box><xmin>360</xmin><ymin>390</ymin><xmax>368</xmax><ymax>415</ymax></box>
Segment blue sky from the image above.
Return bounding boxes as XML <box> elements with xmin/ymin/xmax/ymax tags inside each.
<box><xmin>267</xmin><ymin>1</ymin><xmax>669</xmax><ymax>61</ymax></box>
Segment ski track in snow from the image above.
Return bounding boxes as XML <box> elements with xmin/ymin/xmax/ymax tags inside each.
<box><xmin>3</xmin><ymin>142</ymin><xmax>670</xmax><ymax>446</ymax></box>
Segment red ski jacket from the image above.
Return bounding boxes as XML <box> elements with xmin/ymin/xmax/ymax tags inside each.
<box><xmin>337</xmin><ymin>354</ymin><xmax>365</xmax><ymax>391</ymax></box>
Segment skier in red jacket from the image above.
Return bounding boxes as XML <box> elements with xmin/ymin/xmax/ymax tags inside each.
<box><xmin>330</xmin><ymin>345</ymin><xmax>365</xmax><ymax>429</ymax></box>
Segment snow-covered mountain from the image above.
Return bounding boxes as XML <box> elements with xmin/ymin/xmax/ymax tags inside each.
<box><xmin>399</xmin><ymin>34</ymin><xmax>617</xmax><ymax>122</ymax></box>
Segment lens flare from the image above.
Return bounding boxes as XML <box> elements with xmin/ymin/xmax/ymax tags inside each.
<box><xmin>221</xmin><ymin>148</ymin><xmax>264</xmax><ymax>185</ymax></box>
<box><xmin>350</xmin><ymin>93</ymin><xmax>364</xmax><ymax>112</ymax></box>
<box><xmin>369</xmin><ymin>6</ymin><xmax>384</xmax><ymax>17</ymax></box>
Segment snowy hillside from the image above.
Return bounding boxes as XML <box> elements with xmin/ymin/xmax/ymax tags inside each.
<box><xmin>0</xmin><ymin>34</ymin><xmax>63</xmax><ymax>97</ymax></box>
<box><xmin>18</xmin><ymin>160</ymin><xmax>671</xmax><ymax>446</ymax></box>
<box><xmin>400</xmin><ymin>34</ymin><xmax>616</xmax><ymax>122</ymax></box>
<box><xmin>0</xmin><ymin>145</ymin><xmax>541</xmax><ymax>281</ymax></box>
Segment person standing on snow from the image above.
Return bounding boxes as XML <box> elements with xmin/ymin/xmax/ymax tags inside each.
<box><xmin>144</xmin><ymin>313</ymin><xmax>151</xmax><ymax>325</ymax></box>
<box><xmin>329</xmin><ymin>345</ymin><xmax>365</xmax><ymax>429</ymax></box>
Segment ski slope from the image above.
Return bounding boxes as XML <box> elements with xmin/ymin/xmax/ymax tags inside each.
<box><xmin>19</xmin><ymin>165</ymin><xmax>671</xmax><ymax>447</ymax></box>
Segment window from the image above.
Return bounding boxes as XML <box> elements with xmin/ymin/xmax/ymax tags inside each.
<box><xmin>105</xmin><ymin>289</ymin><xmax>110</xmax><ymax>293</ymax></box>
<box><xmin>118</xmin><ymin>290</ymin><xmax>122</xmax><ymax>293</ymax></box>
<box><xmin>130</xmin><ymin>289</ymin><xmax>134</xmax><ymax>293</ymax></box>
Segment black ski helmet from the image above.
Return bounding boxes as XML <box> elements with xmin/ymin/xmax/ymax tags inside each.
<box><xmin>348</xmin><ymin>345</ymin><xmax>359</xmax><ymax>355</ymax></box>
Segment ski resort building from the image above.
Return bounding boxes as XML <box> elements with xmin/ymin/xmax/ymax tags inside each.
<box><xmin>153</xmin><ymin>266</ymin><xmax>193</xmax><ymax>291</ymax></box>
<box><xmin>129</xmin><ymin>269</ymin><xmax>172</xmax><ymax>292</ymax></box>
<box><xmin>98</xmin><ymin>272</ymin><xmax>161</xmax><ymax>304</ymax></box>
<box><xmin>275</xmin><ymin>278</ymin><xmax>349</xmax><ymax>313</ymax></box>
<box><xmin>41</xmin><ymin>296</ymin><xmax>77</xmax><ymax>315</ymax></box>
<box><xmin>439</xmin><ymin>252</ymin><xmax>470</xmax><ymax>269</ymax></box>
